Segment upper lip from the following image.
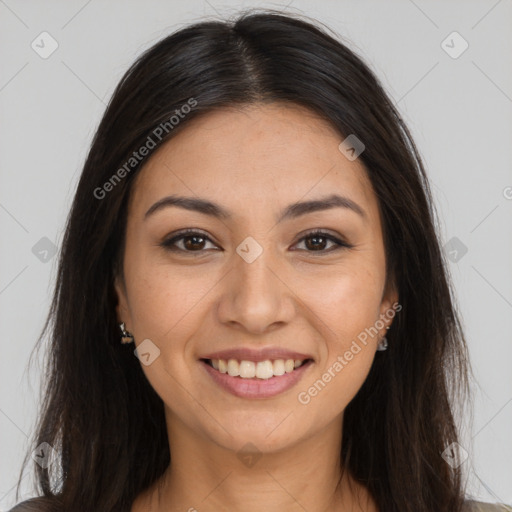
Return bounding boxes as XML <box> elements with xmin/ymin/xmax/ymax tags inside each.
<box><xmin>200</xmin><ymin>347</ymin><xmax>314</xmax><ymax>363</ymax></box>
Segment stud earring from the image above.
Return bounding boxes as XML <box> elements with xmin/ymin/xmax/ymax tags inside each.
<box><xmin>377</xmin><ymin>325</ymin><xmax>391</xmax><ymax>351</ymax></box>
<box><xmin>377</xmin><ymin>336</ymin><xmax>388</xmax><ymax>351</ymax></box>
<box><xmin>119</xmin><ymin>322</ymin><xmax>134</xmax><ymax>344</ymax></box>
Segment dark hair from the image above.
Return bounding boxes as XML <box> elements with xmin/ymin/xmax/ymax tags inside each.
<box><xmin>16</xmin><ymin>9</ymin><xmax>470</xmax><ymax>512</ymax></box>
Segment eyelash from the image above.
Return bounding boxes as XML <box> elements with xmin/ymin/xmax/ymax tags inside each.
<box><xmin>160</xmin><ymin>228</ymin><xmax>353</xmax><ymax>255</ymax></box>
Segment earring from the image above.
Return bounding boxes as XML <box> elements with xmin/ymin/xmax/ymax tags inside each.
<box><xmin>119</xmin><ymin>322</ymin><xmax>134</xmax><ymax>344</ymax></box>
<box><xmin>377</xmin><ymin>336</ymin><xmax>388</xmax><ymax>351</ymax></box>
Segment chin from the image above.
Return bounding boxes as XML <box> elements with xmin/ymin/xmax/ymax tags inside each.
<box><xmin>206</xmin><ymin>411</ymin><xmax>312</xmax><ymax>455</ymax></box>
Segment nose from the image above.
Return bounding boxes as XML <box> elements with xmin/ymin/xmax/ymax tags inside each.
<box><xmin>216</xmin><ymin>245</ymin><xmax>296</xmax><ymax>334</ymax></box>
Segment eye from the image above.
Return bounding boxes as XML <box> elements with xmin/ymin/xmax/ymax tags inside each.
<box><xmin>292</xmin><ymin>230</ymin><xmax>352</xmax><ymax>253</ymax></box>
<box><xmin>160</xmin><ymin>229</ymin><xmax>352</xmax><ymax>255</ymax></box>
<box><xmin>160</xmin><ymin>229</ymin><xmax>219</xmax><ymax>253</ymax></box>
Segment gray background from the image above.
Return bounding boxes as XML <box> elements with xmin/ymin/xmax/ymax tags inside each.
<box><xmin>1</xmin><ymin>0</ymin><xmax>511</xmax><ymax>508</ymax></box>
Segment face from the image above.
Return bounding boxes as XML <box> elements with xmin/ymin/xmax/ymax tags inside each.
<box><xmin>115</xmin><ymin>103</ymin><xmax>397</xmax><ymax>455</ymax></box>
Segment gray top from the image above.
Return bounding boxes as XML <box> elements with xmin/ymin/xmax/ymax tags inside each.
<box><xmin>8</xmin><ymin>497</ymin><xmax>512</xmax><ymax>511</ymax></box>
<box><xmin>463</xmin><ymin>502</ymin><xmax>512</xmax><ymax>512</ymax></box>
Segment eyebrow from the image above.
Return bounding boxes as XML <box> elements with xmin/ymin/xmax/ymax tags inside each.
<box><xmin>144</xmin><ymin>193</ymin><xmax>366</xmax><ymax>222</ymax></box>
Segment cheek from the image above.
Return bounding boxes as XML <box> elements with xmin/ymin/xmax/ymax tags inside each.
<box><xmin>302</xmin><ymin>348</ymin><xmax>374</xmax><ymax>424</ymax></box>
<box><xmin>296</xmin><ymin>269</ymin><xmax>381</xmax><ymax>417</ymax></box>
<box><xmin>125</xmin><ymin>257</ymin><xmax>219</xmax><ymax>340</ymax></box>
<box><xmin>123</xmin><ymin>259</ymin><xmax>218</xmax><ymax>409</ymax></box>
<box><xmin>298</xmin><ymin>265</ymin><xmax>384</xmax><ymax>414</ymax></box>
<box><xmin>297</xmin><ymin>262</ymin><xmax>385</xmax><ymax>341</ymax></box>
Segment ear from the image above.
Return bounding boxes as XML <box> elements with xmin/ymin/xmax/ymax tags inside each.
<box><xmin>377</xmin><ymin>278</ymin><xmax>399</xmax><ymax>338</ymax></box>
<box><xmin>114</xmin><ymin>273</ymin><xmax>131</xmax><ymax>326</ymax></box>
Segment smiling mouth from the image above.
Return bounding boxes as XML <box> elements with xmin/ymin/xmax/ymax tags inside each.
<box><xmin>201</xmin><ymin>358</ymin><xmax>313</xmax><ymax>380</ymax></box>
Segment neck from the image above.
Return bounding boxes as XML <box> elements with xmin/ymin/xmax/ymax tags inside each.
<box><xmin>133</xmin><ymin>408</ymin><xmax>377</xmax><ymax>512</ymax></box>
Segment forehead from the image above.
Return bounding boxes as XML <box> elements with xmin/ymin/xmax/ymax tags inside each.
<box><xmin>128</xmin><ymin>102</ymin><xmax>379</xmax><ymax>223</ymax></box>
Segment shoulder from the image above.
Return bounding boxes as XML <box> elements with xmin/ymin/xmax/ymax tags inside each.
<box><xmin>7</xmin><ymin>497</ymin><xmax>57</xmax><ymax>512</ymax></box>
<box><xmin>463</xmin><ymin>500</ymin><xmax>512</xmax><ymax>512</ymax></box>
<box><xmin>10</xmin><ymin>497</ymin><xmax>512</xmax><ymax>512</ymax></box>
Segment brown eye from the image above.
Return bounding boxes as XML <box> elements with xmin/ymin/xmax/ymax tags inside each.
<box><xmin>181</xmin><ymin>234</ymin><xmax>207</xmax><ymax>251</ymax></box>
<box><xmin>161</xmin><ymin>230</ymin><xmax>218</xmax><ymax>253</ymax></box>
<box><xmin>304</xmin><ymin>234</ymin><xmax>330</xmax><ymax>251</ymax></box>
<box><xmin>293</xmin><ymin>230</ymin><xmax>352</xmax><ymax>253</ymax></box>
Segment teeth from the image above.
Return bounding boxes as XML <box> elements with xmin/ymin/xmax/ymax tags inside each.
<box><xmin>218</xmin><ymin>359</ymin><xmax>228</xmax><ymax>374</ymax></box>
<box><xmin>240</xmin><ymin>360</ymin><xmax>256</xmax><ymax>378</ymax></box>
<box><xmin>256</xmin><ymin>360</ymin><xmax>273</xmax><ymax>379</ymax></box>
<box><xmin>273</xmin><ymin>359</ymin><xmax>285</xmax><ymax>376</ymax></box>
<box><xmin>284</xmin><ymin>359</ymin><xmax>294</xmax><ymax>373</ymax></box>
<box><xmin>209</xmin><ymin>358</ymin><xmax>307</xmax><ymax>379</ymax></box>
<box><xmin>227</xmin><ymin>359</ymin><xmax>240</xmax><ymax>377</ymax></box>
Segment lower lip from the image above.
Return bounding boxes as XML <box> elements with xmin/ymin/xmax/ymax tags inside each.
<box><xmin>200</xmin><ymin>360</ymin><xmax>313</xmax><ymax>399</ymax></box>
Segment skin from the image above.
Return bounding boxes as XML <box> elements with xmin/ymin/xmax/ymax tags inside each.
<box><xmin>115</xmin><ymin>103</ymin><xmax>398</xmax><ymax>512</ymax></box>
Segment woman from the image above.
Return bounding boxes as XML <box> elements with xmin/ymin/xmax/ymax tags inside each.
<box><xmin>10</xmin><ymin>10</ymin><xmax>511</xmax><ymax>512</ymax></box>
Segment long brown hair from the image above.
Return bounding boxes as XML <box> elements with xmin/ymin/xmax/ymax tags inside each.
<box><xmin>16</xmin><ymin>10</ymin><xmax>470</xmax><ymax>512</ymax></box>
